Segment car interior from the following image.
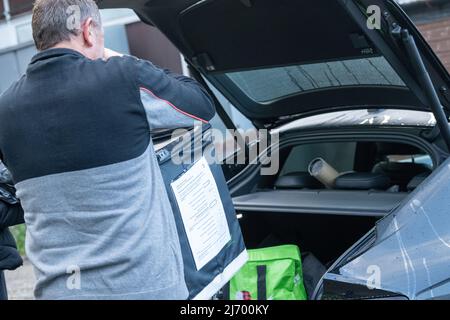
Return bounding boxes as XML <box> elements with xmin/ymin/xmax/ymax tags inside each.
<box><xmin>233</xmin><ymin>140</ymin><xmax>433</xmax><ymax>270</ymax></box>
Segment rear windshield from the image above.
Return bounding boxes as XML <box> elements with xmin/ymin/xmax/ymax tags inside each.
<box><xmin>226</xmin><ymin>56</ymin><xmax>406</xmax><ymax>103</ymax></box>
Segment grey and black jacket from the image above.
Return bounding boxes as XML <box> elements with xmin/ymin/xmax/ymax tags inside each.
<box><xmin>0</xmin><ymin>48</ymin><xmax>215</xmax><ymax>299</ymax></box>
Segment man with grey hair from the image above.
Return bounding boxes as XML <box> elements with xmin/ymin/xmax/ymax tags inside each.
<box><xmin>0</xmin><ymin>0</ymin><xmax>215</xmax><ymax>300</ymax></box>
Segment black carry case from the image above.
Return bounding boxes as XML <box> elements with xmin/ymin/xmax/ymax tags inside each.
<box><xmin>0</xmin><ymin>271</ymin><xmax>7</xmax><ymax>300</ymax></box>
<box><xmin>155</xmin><ymin>126</ymin><xmax>247</xmax><ymax>299</ymax></box>
<box><xmin>0</xmin><ymin>162</ymin><xmax>21</xmax><ymax>301</ymax></box>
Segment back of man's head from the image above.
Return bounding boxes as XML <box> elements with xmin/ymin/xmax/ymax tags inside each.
<box><xmin>32</xmin><ymin>0</ymin><xmax>102</xmax><ymax>52</ymax></box>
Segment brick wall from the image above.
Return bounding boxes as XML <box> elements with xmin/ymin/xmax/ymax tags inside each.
<box><xmin>126</xmin><ymin>22</ymin><xmax>183</xmax><ymax>74</ymax></box>
<box><xmin>417</xmin><ymin>18</ymin><xmax>450</xmax><ymax>71</ymax></box>
<box><xmin>8</xmin><ymin>0</ymin><xmax>33</xmax><ymax>16</ymax></box>
<box><xmin>0</xmin><ymin>0</ymin><xmax>34</xmax><ymax>20</ymax></box>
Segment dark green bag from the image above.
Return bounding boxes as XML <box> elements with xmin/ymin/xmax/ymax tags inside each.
<box><xmin>225</xmin><ymin>245</ymin><xmax>307</xmax><ymax>300</ymax></box>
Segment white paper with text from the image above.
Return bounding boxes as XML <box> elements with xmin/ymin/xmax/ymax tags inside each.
<box><xmin>171</xmin><ymin>157</ymin><xmax>231</xmax><ymax>270</ymax></box>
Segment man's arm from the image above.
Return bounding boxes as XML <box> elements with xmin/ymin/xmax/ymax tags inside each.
<box><xmin>106</xmin><ymin>49</ymin><xmax>216</xmax><ymax>130</ymax></box>
<box><xmin>139</xmin><ymin>66</ymin><xmax>216</xmax><ymax>130</ymax></box>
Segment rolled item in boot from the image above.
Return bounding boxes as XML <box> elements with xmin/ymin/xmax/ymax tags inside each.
<box><xmin>308</xmin><ymin>158</ymin><xmax>340</xmax><ymax>189</ymax></box>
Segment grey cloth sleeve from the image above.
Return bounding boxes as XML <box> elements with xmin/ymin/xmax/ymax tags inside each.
<box><xmin>129</xmin><ymin>56</ymin><xmax>216</xmax><ymax>130</ymax></box>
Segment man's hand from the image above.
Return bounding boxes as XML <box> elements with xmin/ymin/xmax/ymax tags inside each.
<box><xmin>103</xmin><ymin>48</ymin><xmax>123</xmax><ymax>60</ymax></box>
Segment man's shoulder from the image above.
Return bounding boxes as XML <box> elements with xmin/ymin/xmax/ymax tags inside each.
<box><xmin>91</xmin><ymin>55</ymin><xmax>140</xmax><ymax>71</ymax></box>
<box><xmin>99</xmin><ymin>55</ymin><xmax>160</xmax><ymax>77</ymax></box>
<box><xmin>87</xmin><ymin>55</ymin><xmax>142</xmax><ymax>86</ymax></box>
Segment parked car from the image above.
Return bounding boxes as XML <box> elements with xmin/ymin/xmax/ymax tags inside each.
<box><xmin>101</xmin><ymin>0</ymin><xmax>450</xmax><ymax>299</ymax></box>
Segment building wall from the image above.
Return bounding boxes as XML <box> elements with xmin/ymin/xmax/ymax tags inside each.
<box><xmin>126</xmin><ymin>22</ymin><xmax>183</xmax><ymax>74</ymax></box>
<box><xmin>0</xmin><ymin>0</ymin><xmax>33</xmax><ymax>20</ymax></box>
<box><xmin>0</xmin><ymin>24</ymin><xmax>130</xmax><ymax>94</ymax></box>
<box><xmin>403</xmin><ymin>1</ymin><xmax>450</xmax><ymax>72</ymax></box>
<box><xmin>0</xmin><ymin>8</ymin><xmax>141</xmax><ymax>94</ymax></box>
<box><xmin>0</xmin><ymin>43</ymin><xmax>35</xmax><ymax>93</ymax></box>
<box><xmin>417</xmin><ymin>19</ymin><xmax>450</xmax><ymax>71</ymax></box>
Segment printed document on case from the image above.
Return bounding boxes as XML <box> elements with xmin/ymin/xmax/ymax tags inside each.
<box><xmin>171</xmin><ymin>157</ymin><xmax>231</xmax><ymax>270</ymax></box>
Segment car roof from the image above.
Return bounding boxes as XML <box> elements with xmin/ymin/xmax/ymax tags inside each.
<box><xmin>273</xmin><ymin>109</ymin><xmax>436</xmax><ymax>134</ymax></box>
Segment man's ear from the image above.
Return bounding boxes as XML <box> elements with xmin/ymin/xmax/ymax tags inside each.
<box><xmin>81</xmin><ymin>18</ymin><xmax>95</xmax><ymax>48</ymax></box>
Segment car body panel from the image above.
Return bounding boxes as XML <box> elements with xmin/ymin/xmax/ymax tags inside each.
<box><xmin>320</xmin><ymin>155</ymin><xmax>450</xmax><ymax>300</ymax></box>
<box><xmin>97</xmin><ymin>0</ymin><xmax>450</xmax><ymax>126</ymax></box>
<box><xmin>273</xmin><ymin>109</ymin><xmax>436</xmax><ymax>134</ymax></box>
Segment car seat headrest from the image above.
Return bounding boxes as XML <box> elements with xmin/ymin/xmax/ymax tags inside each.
<box><xmin>275</xmin><ymin>172</ymin><xmax>324</xmax><ymax>189</ymax></box>
<box><xmin>334</xmin><ymin>172</ymin><xmax>390</xmax><ymax>190</ymax></box>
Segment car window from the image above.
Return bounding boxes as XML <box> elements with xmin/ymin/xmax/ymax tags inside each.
<box><xmin>208</xmin><ymin>114</ymin><xmax>242</xmax><ymax>161</ymax></box>
<box><xmin>226</xmin><ymin>56</ymin><xmax>405</xmax><ymax>103</ymax></box>
<box><xmin>387</xmin><ymin>154</ymin><xmax>433</xmax><ymax>170</ymax></box>
<box><xmin>205</xmin><ymin>79</ymin><xmax>260</xmax><ymax>178</ymax></box>
<box><xmin>280</xmin><ymin>142</ymin><xmax>357</xmax><ymax>176</ymax></box>
<box><xmin>204</xmin><ymin>78</ymin><xmax>255</xmax><ymax>132</ymax></box>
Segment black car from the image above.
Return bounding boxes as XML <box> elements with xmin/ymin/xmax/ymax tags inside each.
<box><xmin>103</xmin><ymin>0</ymin><xmax>450</xmax><ymax>299</ymax></box>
